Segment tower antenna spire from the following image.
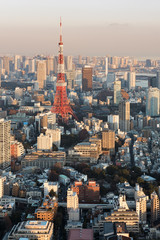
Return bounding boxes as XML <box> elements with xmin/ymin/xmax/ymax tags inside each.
<box><xmin>60</xmin><ymin>17</ymin><xmax>62</xmax><ymax>43</ymax></box>
<box><xmin>51</xmin><ymin>18</ymin><xmax>78</xmax><ymax>122</ymax></box>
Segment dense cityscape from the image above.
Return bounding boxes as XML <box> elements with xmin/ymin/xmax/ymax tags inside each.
<box><xmin>1</xmin><ymin>8</ymin><xmax>160</xmax><ymax>240</ymax></box>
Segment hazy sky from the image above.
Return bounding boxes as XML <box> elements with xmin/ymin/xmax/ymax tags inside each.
<box><xmin>1</xmin><ymin>0</ymin><xmax>160</xmax><ymax>57</ymax></box>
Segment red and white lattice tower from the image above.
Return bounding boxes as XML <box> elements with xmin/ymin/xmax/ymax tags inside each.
<box><xmin>51</xmin><ymin>18</ymin><xmax>77</xmax><ymax>122</ymax></box>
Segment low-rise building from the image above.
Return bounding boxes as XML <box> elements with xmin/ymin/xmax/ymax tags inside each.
<box><xmin>35</xmin><ymin>196</ymin><xmax>58</xmax><ymax>221</ymax></box>
<box><xmin>8</xmin><ymin>220</ymin><xmax>53</xmax><ymax>240</ymax></box>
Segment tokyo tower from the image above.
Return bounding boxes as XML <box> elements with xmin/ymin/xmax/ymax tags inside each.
<box><xmin>51</xmin><ymin>18</ymin><xmax>77</xmax><ymax>122</ymax></box>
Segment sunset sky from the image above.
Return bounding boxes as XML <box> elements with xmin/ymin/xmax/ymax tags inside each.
<box><xmin>1</xmin><ymin>0</ymin><xmax>160</xmax><ymax>57</ymax></box>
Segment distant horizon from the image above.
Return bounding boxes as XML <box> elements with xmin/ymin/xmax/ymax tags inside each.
<box><xmin>1</xmin><ymin>0</ymin><xmax>160</xmax><ymax>56</ymax></box>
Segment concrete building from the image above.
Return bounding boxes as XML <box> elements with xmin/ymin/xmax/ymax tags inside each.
<box><xmin>11</xmin><ymin>140</ymin><xmax>25</xmax><ymax>159</ymax></box>
<box><xmin>8</xmin><ymin>220</ymin><xmax>53</xmax><ymax>240</ymax></box>
<box><xmin>82</xmin><ymin>66</ymin><xmax>92</xmax><ymax>91</ymax></box>
<box><xmin>151</xmin><ymin>191</ymin><xmax>160</xmax><ymax>226</ymax></box>
<box><xmin>71</xmin><ymin>181</ymin><xmax>100</xmax><ymax>203</ymax></box>
<box><xmin>108</xmin><ymin>115</ymin><xmax>119</xmax><ymax>131</ymax></box>
<box><xmin>3</xmin><ymin>56</ymin><xmax>9</xmax><ymax>74</ymax></box>
<box><xmin>0</xmin><ymin>119</ymin><xmax>11</xmax><ymax>169</ymax></box>
<box><xmin>68</xmin><ymin>229</ymin><xmax>93</xmax><ymax>240</ymax></box>
<box><xmin>0</xmin><ymin>176</ymin><xmax>5</xmax><ymax>198</ymax></box>
<box><xmin>37</xmin><ymin>60</ymin><xmax>46</xmax><ymax>89</ymax></box>
<box><xmin>119</xmin><ymin>100</ymin><xmax>130</xmax><ymax>132</ymax></box>
<box><xmin>66</xmin><ymin>70</ymin><xmax>75</xmax><ymax>90</ymax></box>
<box><xmin>15</xmin><ymin>87</ymin><xmax>23</xmax><ymax>100</ymax></box>
<box><xmin>37</xmin><ymin>133</ymin><xmax>53</xmax><ymax>151</ymax></box>
<box><xmin>44</xmin><ymin>181</ymin><xmax>58</xmax><ymax>198</ymax></box>
<box><xmin>65</xmin><ymin>56</ymin><xmax>73</xmax><ymax>71</ymax></box>
<box><xmin>136</xmin><ymin>197</ymin><xmax>147</xmax><ymax>224</ymax></box>
<box><xmin>105</xmin><ymin>57</ymin><xmax>108</xmax><ymax>77</ymax></box>
<box><xmin>146</xmin><ymin>87</ymin><xmax>159</xmax><ymax>117</ymax></box>
<box><xmin>46</xmin><ymin>56</ymin><xmax>54</xmax><ymax>75</ymax></box>
<box><xmin>102</xmin><ymin>129</ymin><xmax>115</xmax><ymax>154</ymax></box>
<box><xmin>157</xmin><ymin>71</ymin><xmax>160</xmax><ymax>89</ymax></box>
<box><xmin>35</xmin><ymin>196</ymin><xmax>58</xmax><ymax>221</ymax></box>
<box><xmin>67</xmin><ymin>188</ymin><xmax>79</xmax><ymax>221</ymax></box>
<box><xmin>114</xmin><ymin>80</ymin><xmax>121</xmax><ymax>105</ymax></box>
<box><xmin>134</xmin><ymin>183</ymin><xmax>148</xmax><ymax>224</ymax></box>
<box><xmin>45</xmin><ymin>128</ymin><xmax>61</xmax><ymax>148</ymax></box>
<box><xmin>89</xmin><ymin>137</ymin><xmax>102</xmax><ymax>154</ymax></box>
<box><xmin>128</xmin><ymin>71</ymin><xmax>136</xmax><ymax>90</ymax></box>
<box><xmin>22</xmin><ymin>151</ymin><xmax>66</xmax><ymax>169</ymax></box>
<box><xmin>69</xmin><ymin>142</ymin><xmax>99</xmax><ymax>163</ymax></box>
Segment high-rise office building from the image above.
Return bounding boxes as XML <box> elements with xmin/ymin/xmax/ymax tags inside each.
<box><xmin>0</xmin><ymin>119</ymin><xmax>11</xmax><ymax>169</ymax></box>
<box><xmin>82</xmin><ymin>66</ymin><xmax>92</xmax><ymax>91</ymax></box>
<box><xmin>29</xmin><ymin>59</ymin><xmax>35</xmax><ymax>73</ymax></box>
<box><xmin>66</xmin><ymin>70</ymin><xmax>75</xmax><ymax>90</ymax></box>
<box><xmin>86</xmin><ymin>56</ymin><xmax>90</xmax><ymax>64</ymax></box>
<box><xmin>54</xmin><ymin>56</ymin><xmax>58</xmax><ymax>74</ymax></box>
<box><xmin>146</xmin><ymin>87</ymin><xmax>159</xmax><ymax>117</ymax></box>
<box><xmin>78</xmin><ymin>55</ymin><xmax>82</xmax><ymax>65</ymax></box>
<box><xmin>0</xmin><ymin>176</ymin><xmax>5</xmax><ymax>198</ymax></box>
<box><xmin>46</xmin><ymin>56</ymin><xmax>54</xmax><ymax>75</ymax></box>
<box><xmin>102</xmin><ymin>129</ymin><xmax>115</xmax><ymax>154</ymax></box>
<box><xmin>3</xmin><ymin>56</ymin><xmax>10</xmax><ymax>74</ymax></box>
<box><xmin>14</xmin><ymin>55</ymin><xmax>21</xmax><ymax>71</ymax></box>
<box><xmin>105</xmin><ymin>57</ymin><xmax>108</xmax><ymax>76</ymax></box>
<box><xmin>114</xmin><ymin>80</ymin><xmax>121</xmax><ymax>105</ymax></box>
<box><xmin>157</xmin><ymin>71</ymin><xmax>160</xmax><ymax>89</ymax></box>
<box><xmin>65</xmin><ymin>56</ymin><xmax>73</xmax><ymax>71</ymax></box>
<box><xmin>37</xmin><ymin>61</ymin><xmax>46</xmax><ymax>89</ymax></box>
<box><xmin>128</xmin><ymin>71</ymin><xmax>136</xmax><ymax>90</ymax></box>
<box><xmin>119</xmin><ymin>100</ymin><xmax>130</xmax><ymax>132</ymax></box>
<box><xmin>151</xmin><ymin>191</ymin><xmax>160</xmax><ymax>226</ymax></box>
<box><xmin>146</xmin><ymin>59</ymin><xmax>152</xmax><ymax>67</ymax></box>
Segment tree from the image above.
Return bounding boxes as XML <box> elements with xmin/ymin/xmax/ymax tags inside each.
<box><xmin>49</xmin><ymin>189</ymin><xmax>57</xmax><ymax>198</ymax></box>
<box><xmin>52</xmin><ymin>144</ymin><xmax>58</xmax><ymax>151</ymax></box>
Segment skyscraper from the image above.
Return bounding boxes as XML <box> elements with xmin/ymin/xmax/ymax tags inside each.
<box><xmin>78</xmin><ymin>55</ymin><xmax>82</xmax><ymax>65</ymax></box>
<box><xmin>151</xmin><ymin>191</ymin><xmax>160</xmax><ymax>226</ymax></box>
<box><xmin>128</xmin><ymin>71</ymin><xmax>136</xmax><ymax>90</ymax></box>
<box><xmin>82</xmin><ymin>66</ymin><xmax>92</xmax><ymax>91</ymax></box>
<box><xmin>3</xmin><ymin>56</ymin><xmax>10</xmax><ymax>74</ymax></box>
<box><xmin>114</xmin><ymin>80</ymin><xmax>121</xmax><ymax>105</ymax></box>
<box><xmin>0</xmin><ymin>119</ymin><xmax>11</xmax><ymax>169</ymax></box>
<box><xmin>37</xmin><ymin>61</ymin><xmax>46</xmax><ymax>89</ymax></box>
<box><xmin>0</xmin><ymin>176</ymin><xmax>5</xmax><ymax>198</ymax></box>
<box><xmin>157</xmin><ymin>71</ymin><xmax>160</xmax><ymax>89</ymax></box>
<box><xmin>105</xmin><ymin>57</ymin><xmax>108</xmax><ymax>76</ymax></box>
<box><xmin>119</xmin><ymin>100</ymin><xmax>130</xmax><ymax>132</ymax></box>
<box><xmin>146</xmin><ymin>87</ymin><xmax>159</xmax><ymax>117</ymax></box>
<box><xmin>65</xmin><ymin>56</ymin><xmax>73</xmax><ymax>71</ymax></box>
<box><xmin>14</xmin><ymin>55</ymin><xmax>21</xmax><ymax>71</ymax></box>
<box><xmin>46</xmin><ymin>56</ymin><xmax>54</xmax><ymax>75</ymax></box>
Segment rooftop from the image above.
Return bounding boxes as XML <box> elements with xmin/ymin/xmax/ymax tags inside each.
<box><xmin>68</xmin><ymin>229</ymin><xmax>93</xmax><ymax>240</ymax></box>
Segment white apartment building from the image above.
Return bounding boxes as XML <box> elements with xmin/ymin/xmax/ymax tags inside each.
<box><xmin>45</xmin><ymin>128</ymin><xmax>61</xmax><ymax>148</ymax></box>
<box><xmin>37</xmin><ymin>133</ymin><xmax>52</xmax><ymax>151</ymax></box>
<box><xmin>108</xmin><ymin>115</ymin><xmax>119</xmax><ymax>131</ymax></box>
<box><xmin>67</xmin><ymin>188</ymin><xmax>79</xmax><ymax>221</ymax></box>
